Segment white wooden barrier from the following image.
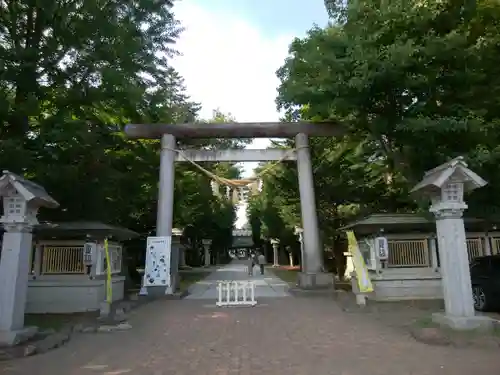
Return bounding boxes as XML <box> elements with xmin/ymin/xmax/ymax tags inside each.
<box><xmin>216</xmin><ymin>280</ymin><xmax>257</xmax><ymax>307</ymax></box>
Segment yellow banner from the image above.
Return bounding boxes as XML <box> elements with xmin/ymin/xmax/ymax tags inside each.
<box><xmin>104</xmin><ymin>238</ymin><xmax>113</xmax><ymax>303</ymax></box>
<box><xmin>346</xmin><ymin>230</ymin><xmax>373</xmax><ymax>293</ymax></box>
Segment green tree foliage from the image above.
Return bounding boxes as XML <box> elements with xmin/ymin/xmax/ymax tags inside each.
<box><xmin>0</xmin><ymin>0</ymin><xmax>189</xmax><ymax>227</ymax></box>
<box><xmin>0</xmin><ymin>1</ymin><xmax>240</xmax><ymax>265</ymax></box>
<box><xmin>279</xmin><ymin>0</ymin><xmax>500</xmax><ymax>207</ymax></box>
<box><xmin>250</xmin><ymin>0</ymin><xmax>500</xmax><ymax>271</ymax></box>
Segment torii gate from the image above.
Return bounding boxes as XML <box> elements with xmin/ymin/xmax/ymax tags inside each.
<box><xmin>124</xmin><ymin>122</ymin><xmax>343</xmax><ymax>288</ymax></box>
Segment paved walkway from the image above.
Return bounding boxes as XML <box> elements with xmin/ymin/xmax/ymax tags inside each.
<box><xmin>185</xmin><ymin>261</ymin><xmax>290</xmax><ymax>300</ymax></box>
<box><xmin>1</xmin><ymin>266</ymin><xmax>499</xmax><ymax>374</ymax></box>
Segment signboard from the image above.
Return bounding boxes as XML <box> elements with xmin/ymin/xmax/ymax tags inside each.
<box><xmin>144</xmin><ymin>236</ymin><xmax>171</xmax><ymax>287</ymax></box>
<box><xmin>375</xmin><ymin>236</ymin><xmax>389</xmax><ymax>261</ymax></box>
<box><xmin>83</xmin><ymin>242</ymin><xmax>95</xmax><ymax>266</ymax></box>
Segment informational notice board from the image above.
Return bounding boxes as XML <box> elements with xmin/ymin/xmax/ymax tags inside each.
<box><xmin>144</xmin><ymin>236</ymin><xmax>171</xmax><ymax>287</ymax></box>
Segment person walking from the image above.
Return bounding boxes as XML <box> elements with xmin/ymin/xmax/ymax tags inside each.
<box><xmin>247</xmin><ymin>253</ymin><xmax>254</xmax><ymax>276</ymax></box>
<box><xmin>252</xmin><ymin>251</ymin><xmax>259</xmax><ymax>268</ymax></box>
<box><xmin>257</xmin><ymin>252</ymin><xmax>266</xmax><ymax>275</ymax></box>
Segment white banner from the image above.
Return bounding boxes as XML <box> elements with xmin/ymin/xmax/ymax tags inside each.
<box><xmin>144</xmin><ymin>236</ymin><xmax>171</xmax><ymax>287</ymax></box>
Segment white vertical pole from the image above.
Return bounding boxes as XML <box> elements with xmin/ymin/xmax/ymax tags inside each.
<box><xmin>226</xmin><ymin>281</ymin><xmax>230</xmax><ymax>304</ymax></box>
<box><xmin>242</xmin><ymin>281</ymin><xmax>247</xmax><ymax>302</ymax></box>
<box><xmin>234</xmin><ymin>281</ymin><xmax>239</xmax><ymax>303</ymax></box>
<box><xmin>250</xmin><ymin>281</ymin><xmax>255</xmax><ymax>304</ymax></box>
<box><xmin>217</xmin><ymin>281</ymin><xmax>222</xmax><ymax>305</ymax></box>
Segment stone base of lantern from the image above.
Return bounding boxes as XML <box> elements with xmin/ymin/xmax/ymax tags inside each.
<box><xmin>297</xmin><ymin>272</ymin><xmax>334</xmax><ymax>289</ymax></box>
<box><xmin>432</xmin><ymin>312</ymin><xmax>495</xmax><ymax>331</ymax></box>
<box><xmin>0</xmin><ymin>326</ymin><xmax>38</xmax><ymax>346</ymax></box>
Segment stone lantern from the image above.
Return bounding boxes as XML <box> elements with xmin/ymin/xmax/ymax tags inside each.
<box><xmin>411</xmin><ymin>157</ymin><xmax>492</xmax><ymax>330</ymax></box>
<box><xmin>202</xmin><ymin>239</ymin><xmax>212</xmax><ymax>267</ymax></box>
<box><xmin>270</xmin><ymin>238</ymin><xmax>280</xmax><ymax>267</ymax></box>
<box><xmin>0</xmin><ymin>171</ymin><xmax>59</xmax><ymax>345</ymax></box>
<box><xmin>294</xmin><ymin>227</ymin><xmax>304</xmax><ymax>271</ymax></box>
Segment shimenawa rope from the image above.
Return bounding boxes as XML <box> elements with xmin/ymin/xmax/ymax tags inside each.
<box><xmin>163</xmin><ymin>146</ymin><xmax>306</xmax><ymax>202</ymax></box>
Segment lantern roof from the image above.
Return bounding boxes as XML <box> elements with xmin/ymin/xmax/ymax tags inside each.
<box><xmin>0</xmin><ymin>170</ymin><xmax>59</xmax><ymax>208</ymax></box>
<box><xmin>410</xmin><ymin>157</ymin><xmax>487</xmax><ymax>197</ymax></box>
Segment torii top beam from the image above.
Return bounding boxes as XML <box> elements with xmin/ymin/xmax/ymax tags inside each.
<box><xmin>124</xmin><ymin>122</ymin><xmax>344</xmax><ymax>139</ymax></box>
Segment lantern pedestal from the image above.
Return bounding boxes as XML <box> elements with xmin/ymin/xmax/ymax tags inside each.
<box><xmin>0</xmin><ymin>226</ymin><xmax>34</xmax><ymax>339</ymax></box>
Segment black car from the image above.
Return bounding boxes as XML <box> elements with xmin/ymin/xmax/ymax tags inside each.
<box><xmin>470</xmin><ymin>255</ymin><xmax>500</xmax><ymax>311</ymax></box>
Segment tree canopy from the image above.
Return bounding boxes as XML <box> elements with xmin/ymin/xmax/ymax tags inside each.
<box><xmin>0</xmin><ymin>1</ymin><xmax>240</xmax><ymax>259</ymax></box>
<box><xmin>249</xmin><ymin>0</ymin><xmax>500</xmax><ymax>256</ymax></box>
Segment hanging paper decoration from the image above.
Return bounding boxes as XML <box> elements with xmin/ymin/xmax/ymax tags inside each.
<box><xmin>174</xmin><ymin>147</ymin><xmax>296</xmax><ymax>204</ymax></box>
<box><xmin>231</xmin><ymin>188</ymin><xmax>239</xmax><ymax>205</ymax></box>
<box><xmin>238</xmin><ymin>187</ymin><xmax>245</xmax><ymax>202</ymax></box>
<box><xmin>211</xmin><ymin>180</ymin><xmax>221</xmax><ymax>197</ymax></box>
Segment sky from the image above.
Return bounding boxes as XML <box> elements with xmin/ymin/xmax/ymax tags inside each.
<box><xmin>171</xmin><ymin>0</ymin><xmax>329</xmax><ymax>228</ymax></box>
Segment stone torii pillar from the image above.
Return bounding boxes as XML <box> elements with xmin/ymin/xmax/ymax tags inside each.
<box><xmin>411</xmin><ymin>157</ymin><xmax>493</xmax><ymax>330</ymax></box>
<box><xmin>147</xmin><ymin>134</ymin><xmax>177</xmax><ymax>296</ymax></box>
<box><xmin>157</xmin><ymin>134</ymin><xmax>176</xmax><ymax>238</ymax></box>
<box><xmin>295</xmin><ymin>134</ymin><xmax>324</xmax><ymax>280</ymax></box>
